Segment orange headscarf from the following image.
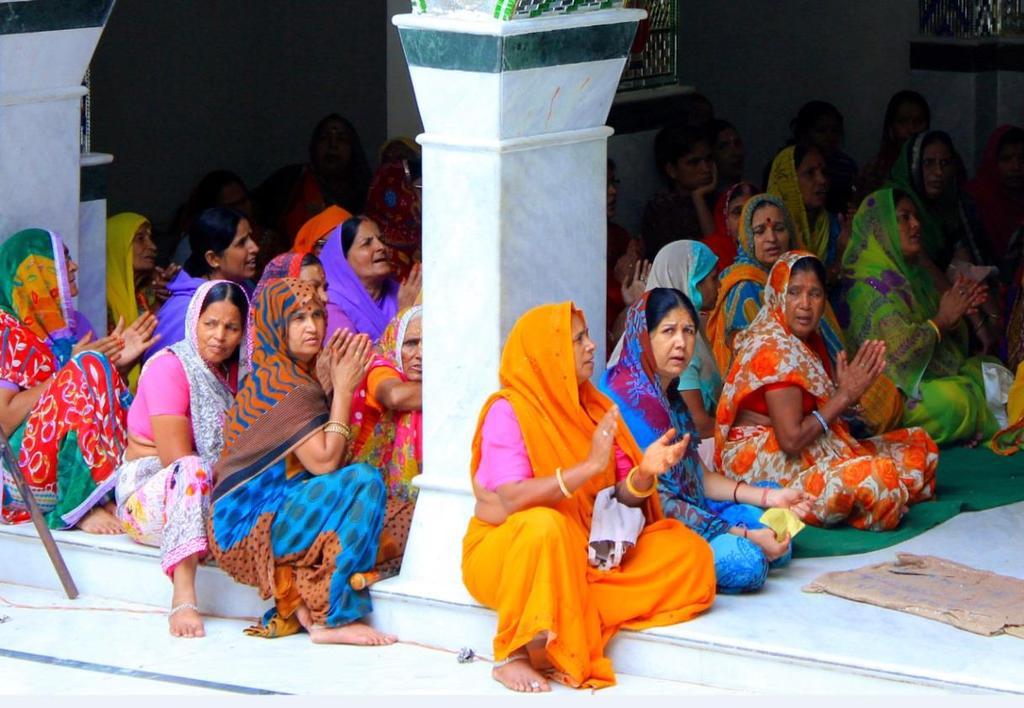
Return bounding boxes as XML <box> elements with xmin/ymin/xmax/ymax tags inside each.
<box><xmin>469</xmin><ymin>302</ymin><xmax>661</xmax><ymax>529</ymax></box>
<box><xmin>714</xmin><ymin>251</ymin><xmax>839</xmax><ymax>468</ymax></box>
<box><xmin>293</xmin><ymin>205</ymin><xmax>351</xmax><ymax>254</ymax></box>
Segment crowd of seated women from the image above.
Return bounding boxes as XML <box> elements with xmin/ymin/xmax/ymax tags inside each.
<box><xmin>3</xmin><ymin>95</ymin><xmax>1024</xmax><ymax>693</ymax></box>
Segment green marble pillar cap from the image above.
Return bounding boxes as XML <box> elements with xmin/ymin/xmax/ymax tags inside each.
<box><xmin>0</xmin><ymin>0</ymin><xmax>115</xmax><ymax>35</ymax></box>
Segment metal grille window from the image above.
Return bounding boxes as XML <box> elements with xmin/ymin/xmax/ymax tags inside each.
<box><xmin>919</xmin><ymin>0</ymin><xmax>1024</xmax><ymax>37</ymax></box>
<box><xmin>618</xmin><ymin>0</ymin><xmax>678</xmax><ymax>92</ymax></box>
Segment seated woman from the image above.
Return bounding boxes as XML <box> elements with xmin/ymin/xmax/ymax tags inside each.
<box><xmin>994</xmin><ymin>359</ymin><xmax>1024</xmax><ymax>454</ymax></box>
<box><xmin>708</xmin><ymin>195</ymin><xmax>903</xmax><ymax>438</ymax></box>
<box><xmin>208</xmin><ymin>278</ymin><xmax>395</xmax><ymax>646</ymax></box>
<box><xmin>641</xmin><ymin>124</ymin><xmax>717</xmax><ymax>260</ymax></box>
<box><xmin>107</xmin><ymin>212</ymin><xmax>162</xmax><ymax>392</ymax></box>
<box><xmin>841</xmin><ymin>189</ymin><xmax>999</xmax><ymax>446</ymax></box>
<box><xmin>889</xmin><ymin>132</ymin><xmax>1000</xmax><ymax>345</ymax></box>
<box><xmin>966</xmin><ymin>125</ymin><xmax>1024</xmax><ymax>266</ymax></box>
<box><xmin>603</xmin><ymin>288</ymin><xmax>814</xmax><ymax>593</ymax></box>
<box><xmin>789</xmin><ymin>101</ymin><xmax>859</xmax><ymax>214</ymax></box>
<box><xmin>707</xmin><ymin>194</ymin><xmax>796</xmax><ymax>373</ymax></box>
<box><xmin>890</xmin><ymin>131</ymin><xmax>995</xmax><ymax>273</ymax></box>
<box><xmin>321</xmin><ymin>216</ymin><xmax>419</xmax><ymax>342</ymax></box>
<box><xmin>148</xmin><ymin>207</ymin><xmax>259</xmax><ymax>362</ymax></box>
<box><xmin>708</xmin><ymin>120</ymin><xmax>746</xmax><ymax>196</ymax></box>
<box><xmin>115</xmin><ymin>280</ymin><xmax>248</xmax><ymax>638</ymax></box>
<box><xmin>859</xmin><ymin>90</ymin><xmax>930</xmax><ymax>196</ymax></box>
<box><xmin>293</xmin><ymin>206</ymin><xmax>351</xmax><ymax>257</ymax></box>
<box><xmin>717</xmin><ymin>251</ymin><xmax>938</xmax><ymax>531</ymax></box>
<box><xmin>364</xmin><ymin>157</ymin><xmax>423</xmax><ymax>282</ymax></box>
<box><xmin>341</xmin><ymin>306</ymin><xmax>424</xmax><ymax>582</ymax></box>
<box><xmin>767</xmin><ymin>144</ymin><xmax>846</xmax><ymax>275</ymax></box>
<box><xmin>702</xmin><ymin>181</ymin><xmax>757</xmax><ymax>271</ymax></box>
<box><xmin>254</xmin><ymin>113</ymin><xmax>372</xmax><ymax>241</ymax></box>
<box><xmin>463</xmin><ymin>302</ymin><xmax>715</xmax><ymax>692</ymax></box>
<box><xmin>253</xmin><ymin>251</ymin><xmax>328</xmax><ymax>305</ymax></box>
<box><xmin>610</xmin><ymin>241</ymin><xmax>723</xmax><ymax>446</ymax></box>
<box><xmin>0</xmin><ymin>229</ymin><xmax>156</xmax><ymax>532</ymax></box>
<box><xmin>350</xmin><ymin>305</ymin><xmax>422</xmax><ymax>502</ymax></box>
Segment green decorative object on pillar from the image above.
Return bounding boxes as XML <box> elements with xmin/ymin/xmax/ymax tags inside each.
<box><xmin>411</xmin><ymin>0</ymin><xmax>627</xmax><ymax>19</ymax></box>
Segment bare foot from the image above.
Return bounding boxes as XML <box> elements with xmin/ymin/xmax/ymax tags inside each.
<box><xmin>77</xmin><ymin>506</ymin><xmax>123</xmax><ymax>534</ymax></box>
<box><xmin>169</xmin><ymin>557</ymin><xmax>204</xmax><ymax>638</ymax></box>
<box><xmin>309</xmin><ymin>621</ymin><xmax>398</xmax><ymax>646</ymax></box>
<box><xmin>169</xmin><ymin>604</ymin><xmax>206</xmax><ymax>638</ymax></box>
<box><xmin>492</xmin><ymin>655</ymin><xmax>551</xmax><ymax>693</ymax></box>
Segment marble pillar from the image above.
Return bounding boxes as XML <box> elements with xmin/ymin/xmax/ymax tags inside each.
<box><xmin>0</xmin><ymin>0</ymin><xmax>116</xmax><ymax>321</ymax></box>
<box><xmin>373</xmin><ymin>7</ymin><xmax>644</xmax><ymax>644</ymax></box>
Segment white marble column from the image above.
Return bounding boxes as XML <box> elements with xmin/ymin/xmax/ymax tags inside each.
<box><xmin>373</xmin><ymin>7</ymin><xmax>644</xmax><ymax>647</ymax></box>
<box><xmin>0</xmin><ymin>1</ymin><xmax>115</xmax><ymax>322</ymax></box>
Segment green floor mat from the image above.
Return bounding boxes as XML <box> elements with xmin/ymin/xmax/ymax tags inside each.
<box><xmin>793</xmin><ymin>446</ymin><xmax>1023</xmax><ymax>558</ymax></box>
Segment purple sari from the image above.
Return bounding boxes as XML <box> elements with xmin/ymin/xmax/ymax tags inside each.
<box><xmin>320</xmin><ymin>225</ymin><xmax>399</xmax><ymax>341</ymax></box>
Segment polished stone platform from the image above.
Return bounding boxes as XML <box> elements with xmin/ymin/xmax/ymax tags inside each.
<box><xmin>2</xmin><ymin>501</ymin><xmax>1021</xmax><ymax>694</ymax></box>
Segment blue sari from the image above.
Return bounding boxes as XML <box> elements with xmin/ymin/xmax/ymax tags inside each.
<box><xmin>601</xmin><ymin>292</ymin><xmax>789</xmax><ymax>593</ymax></box>
<box><xmin>208</xmin><ymin>278</ymin><xmax>386</xmax><ymax>634</ymax></box>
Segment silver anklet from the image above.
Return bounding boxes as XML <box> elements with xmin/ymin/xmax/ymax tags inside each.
<box><xmin>493</xmin><ymin>652</ymin><xmax>528</xmax><ymax>668</ymax></box>
<box><xmin>169</xmin><ymin>602</ymin><xmax>200</xmax><ymax>617</ymax></box>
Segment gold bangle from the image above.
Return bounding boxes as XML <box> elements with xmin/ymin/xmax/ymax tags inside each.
<box><xmin>926</xmin><ymin>319</ymin><xmax>942</xmax><ymax>342</ymax></box>
<box><xmin>324</xmin><ymin>420</ymin><xmax>352</xmax><ymax>438</ymax></box>
<box><xmin>625</xmin><ymin>466</ymin><xmax>656</xmax><ymax>498</ymax></box>
<box><xmin>555</xmin><ymin>467</ymin><xmax>572</xmax><ymax>498</ymax></box>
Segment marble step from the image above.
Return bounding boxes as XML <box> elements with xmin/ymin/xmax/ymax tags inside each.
<box><xmin>3</xmin><ymin>512</ymin><xmax>1022</xmax><ymax>695</ymax></box>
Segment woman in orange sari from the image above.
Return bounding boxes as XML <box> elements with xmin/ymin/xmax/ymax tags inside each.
<box><xmin>715</xmin><ymin>252</ymin><xmax>937</xmax><ymax>530</ymax></box>
<box><xmin>462</xmin><ymin>303</ymin><xmax>715</xmax><ymax>693</ymax></box>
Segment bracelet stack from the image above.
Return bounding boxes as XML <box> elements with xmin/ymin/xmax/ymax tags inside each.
<box><xmin>324</xmin><ymin>420</ymin><xmax>352</xmax><ymax>438</ymax></box>
<box><xmin>926</xmin><ymin>319</ymin><xmax>942</xmax><ymax>341</ymax></box>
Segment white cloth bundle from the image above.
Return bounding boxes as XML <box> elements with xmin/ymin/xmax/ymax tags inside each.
<box><xmin>587</xmin><ymin>486</ymin><xmax>645</xmax><ymax>571</ymax></box>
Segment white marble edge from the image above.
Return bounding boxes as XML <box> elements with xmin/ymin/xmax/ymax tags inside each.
<box><xmin>0</xmin><ymin>85</ymin><xmax>88</xmax><ymax>106</ymax></box>
<box><xmin>80</xmin><ymin>151</ymin><xmax>114</xmax><ymax>167</ymax></box>
<box><xmin>613</xmin><ymin>83</ymin><xmax>696</xmax><ymax>105</ymax></box>
<box><xmin>392</xmin><ymin>8</ymin><xmax>647</xmax><ymax>36</ymax></box>
<box><xmin>417</xmin><ymin>124</ymin><xmax>613</xmax><ymax>152</ymax></box>
<box><xmin>411</xmin><ymin>474</ymin><xmax>473</xmax><ymax>495</ymax></box>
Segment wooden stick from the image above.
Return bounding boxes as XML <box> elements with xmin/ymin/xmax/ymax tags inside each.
<box><xmin>0</xmin><ymin>429</ymin><xmax>78</xmax><ymax>599</ymax></box>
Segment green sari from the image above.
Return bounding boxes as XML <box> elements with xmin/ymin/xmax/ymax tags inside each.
<box><xmin>839</xmin><ymin>189</ymin><xmax>997</xmax><ymax>446</ymax></box>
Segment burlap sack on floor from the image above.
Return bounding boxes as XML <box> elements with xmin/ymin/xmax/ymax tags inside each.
<box><xmin>805</xmin><ymin>553</ymin><xmax>1024</xmax><ymax>638</ymax></box>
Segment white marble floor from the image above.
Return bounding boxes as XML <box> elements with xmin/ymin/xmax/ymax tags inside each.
<box><xmin>1</xmin><ymin>502</ymin><xmax>1022</xmax><ymax>694</ymax></box>
<box><xmin>613</xmin><ymin>501</ymin><xmax>1024</xmax><ymax>694</ymax></box>
<box><xmin>0</xmin><ymin>582</ymin><xmax>729</xmax><ymax>696</ymax></box>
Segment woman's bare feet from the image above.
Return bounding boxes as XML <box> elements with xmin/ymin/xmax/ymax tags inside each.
<box><xmin>492</xmin><ymin>652</ymin><xmax>551</xmax><ymax>693</ymax></box>
<box><xmin>169</xmin><ymin>603</ymin><xmax>205</xmax><ymax>638</ymax></box>
<box><xmin>169</xmin><ymin>557</ymin><xmax>205</xmax><ymax>638</ymax></box>
<box><xmin>77</xmin><ymin>505</ymin><xmax>123</xmax><ymax>534</ymax></box>
<box><xmin>309</xmin><ymin>621</ymin><xmax>397</xmax><ymax>646</ymax></box>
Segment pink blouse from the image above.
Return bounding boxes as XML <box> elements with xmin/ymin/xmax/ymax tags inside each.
<box><xmin>474</xmin><ymin>398</ymin><xmax>633</xmax><ymax>492</ymax></box>
<box><xmin>126</xmin><ymin>354</ymin><xmax>192</xmax><ymax>446</ymax></box>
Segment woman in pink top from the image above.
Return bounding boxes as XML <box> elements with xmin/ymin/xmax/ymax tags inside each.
<box><xmin>114</xmin><ymin>280</ymin><xmax>248</xmax><ymax>639</ymax></box>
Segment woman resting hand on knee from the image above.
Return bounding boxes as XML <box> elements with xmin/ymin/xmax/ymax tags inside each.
<box><xmin>602</xmin><ymin>287</ymin><xmax>816</xmax><ymax>593</ymax></box>
<box><xmin>208</xmin><ymin>278</ymin><xmax>396</xmax><ymax>646</ymax></box>
<box><xmin>463</xmin><ymin>302</ymin><xmax>716</xmax><ymax>693</ymax></box>
<box><xmin>114</xmin><ymin>280</ymin><xmax>248</xmax><ymax>638</ymax></box>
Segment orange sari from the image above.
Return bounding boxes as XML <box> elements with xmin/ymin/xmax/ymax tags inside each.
<box><xmin>715</xmin><ymin>252</ymin><xmax>937</xmax><ymax>531</ymax></box>
<box><xmin>461</xmin><ymin>303</ymin><xmax>714</xmax><ymax>689</ymax></box>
